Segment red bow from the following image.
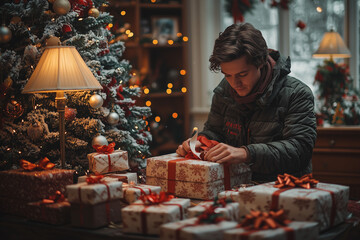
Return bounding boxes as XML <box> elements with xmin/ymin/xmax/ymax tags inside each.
<box><xmin>139</xmin><ymin>192</ymin><xmax>174</xmax><ymax>205</ymax></box>
<box><xmin>20</xmin><ymin>157</ymin><xmax>55</xmax><ymax>171</ymax></box>
<box><xmin>238</xmin><ymin>209</ymin><xmax>291</xmax><ymax>230</ymax></box>
<box><xmin>86</xmin><ymin>174</ymin><xmax>105</xmax><ymax>184</ymax></box>
<box><xmin>92</xmin><ymin>142</ymin><xmax>115</xmax><ymax>154</ymax></box>
<box><xmin>185</xmin><ymin>136</ymin><xmax>219</xmax><ymax>160</ymax></box>
<box><xmin>41</xmin><ymin>191</ymin><xmax>66</xmax><ymax>204</ymax></box>
<box><xmin>274</xmin><ymin>173</ymin><xmax>319</xmax><ymax>189</ymax></box>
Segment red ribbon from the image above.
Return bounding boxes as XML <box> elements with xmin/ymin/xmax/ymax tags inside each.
<box><xmin>184</xmin><ymin>136</ymin><xmax>219</xmax><ymax>160</ymax></box>
<box><xmin>20</xmin><ymin>157</ymin><xmax>55</xmax><ymax>171</ymax></box>
<box><xmin>92</xmin><ymin>142</ymin><xmax>116</xmax><ymax>172</ymax></box>
<box><xmin>41</xmin><ymin>191</ymin><xmax>66</xmax><ymax>204</ymax></box>
<box><xmin>168</xmin><ymin>158</ymin><xmax>191</xmax><ymax>194</ymax></box>
<box><xmin>86</xmin><ymin>174</ymin><xmax>105</xmax><ymax>184</ymax></box>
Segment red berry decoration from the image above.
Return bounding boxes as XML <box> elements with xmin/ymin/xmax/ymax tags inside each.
<box><xmin>62</xmin><ymin>24</ymin><xmax>72</xmax><ymax>33</ymax></box>
<box><xmin>296</xmin><ymin>20</ymin><xmax>306</xmax><ymax>31</ymax></box>
<box><xmin>65</xmin><ymin>106</ymin><xmax>77</xmax><ymax>122</ymax></box>
<box><xmin>69</xmin><ymin>0</ymin><xmax>93</xmax><ymax>17</ymax></box>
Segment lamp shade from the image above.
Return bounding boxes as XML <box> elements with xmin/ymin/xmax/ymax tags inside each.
<box><xmin>313</xmin><ymin>30</ymin><xmax>351</xmax><ymax>59</ymax></box>
<box><xmin>22</xmin><ymin>46</ymin><xmax>102</xmax><ymax>93</ymax></box>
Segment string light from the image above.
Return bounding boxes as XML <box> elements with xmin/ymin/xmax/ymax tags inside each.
<box><xmin>128</xmin><ymin>32</ymin><xmax>134</xmax><ymax>37</ymax></box>
<box><xmin>152</xmin><ymin>39</ymin><xmax>158</xmax><ymax>45</ymax></box>
<box><xmin>144</xmin><ymin>88</ymin><xmax>150</xmax><ymax>94</ymax></box>
<box><xmin>168</xmin><ymin>40</ymin><xmax>174</xmax><ymax>45</ymax></box>
<box><xmin>180</xmin><ymin>69</ymin><xmax>186</xmax><ymax>75</ymax></box>
<box><xmin>167</xmin><ymin>83</ymin><xmax>173</xmax><ymax>88</ymax></box>
<box><xmin>177</xmin><ymin>32</ymin><xmax>182</xmax><ymax>37</ymax></box>
<box><xmin>181</xmin><ymin>87</ymin><xmax>187</xmax><ymax>93</ymax></box>
<box><xmin>146</xmin><ymin>100</ymin><xmax>151</xmax><ymax>106</ymax></box>
<box><xmin>121</xmin><ymin>11</ymin><xmax>126</xmax><ymax>16</ymax></box>
<box><xmin>183</xmin><ymin>36</ymin><xmax>189</xmax><ymax>42</ymax></box>
<box><xmin>145</xmin><ymin>120</ymin><xmax>148</xmax><ymax>125</ymax></box>
<box><xmin>78</xmin><ymin>18</ymin><xmax>83</xmax><ymax>21</ymax></box>
<box><xmin>155</xmin><ymin>116</ymin><xmax>161</xmax><ymax>122</ymax></box>
<box><xmin>316</xmin><ymin>6</ymin><xmax>322</xmax><ymax>12</ymax></box>
<box><xmin>108</xmin><ymin>23</ymin><xmax>113</xmax><ymax>28</ymax></box>
<box><xmin>151</xmin><ymin>0</ymin><xmax>156</xmax><ymax>3</ymax></box>
<box><xmin>125</xmin><ymin>29</ymin><xmax>131</xmax><ymax>34</ymax></box>
<box><xmin>6</xmin><ymin>148</ymin><xmax>11</xmax><ymax>151</ymax></box>
<box><xmin>172</xmin><ymin>112</ymin><xmax>178</xmax><ymax>118</ymax></box>
<box><xmin>166</xmin><ymin>89</ymin><xmax>172</xmax><ymax>94</ymax></box>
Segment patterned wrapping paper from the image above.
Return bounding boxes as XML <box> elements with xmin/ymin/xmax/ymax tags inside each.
<box><xmin>88</xmin><ymin>149</ymin><xmax>129</xmax><ymax>174</ymax></box>
<box><xmin>0</xmin><ymin>169</ymin><xmax>74</xmax><ymax>202</ymax></box>
<box><xmin>71</xmin><ymin>199</ymin><xmax>125</xmax><ymax>229</ymax></box>
<box><xmin>26</xmin><ymin>200</ymin><xmax>71</xmax><ymax>225</ymax></box>
<box><xmin>122</xmin><ymin>183</ymin><xmax>161</xmax><ymax>204</ymax></box>
<box><xmin>66</xmin><ymin>181</ymin><xmax>123</xmax><ymax>205</ymax></box>
<box><xmin>223</xmin><ymin>221</ymin><xmax>319</xmax><ymax>240</ymax></box>
<box><xmin>160</xmin><ymin>218</ymin><xmax>238</xmax><ymax>240</ymax></box>
<box><xmin>0</xmin><ymin>196</ymin><xmax>30</xmax><ymax>217</ymax></box>
<box><xmin>188</xmin><ymin>201</ymin><xmax>240</xmax><ymax>222</ymax></box>
<box><xmin>147</xmin><ymin>175</ymin><xmax>249</xmax><ymax>200</ymax></box>
<box><xmin>218</xmin><ymin>190</ymin><xmax>241</xmax><ymax>202</ymax></box>
<box><xmin>77</xmin><ymin>172</ymin><xmax>138</xmax><ymax>184</ymax></box>
<box><xmin>122</xmin><ymin>198</ymin><xmax>191</xmax><ymax>235</ymax></box>
<box><xmin>236</xmin><ymin>182</ymin><xmax>349</xmax><ymax>231</ymax></box>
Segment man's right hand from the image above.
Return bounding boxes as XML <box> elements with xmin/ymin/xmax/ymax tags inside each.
<box><xmin>176</xmin><ymin>138</ymin><xmax>202</xmax><ymax>156</ymax></box>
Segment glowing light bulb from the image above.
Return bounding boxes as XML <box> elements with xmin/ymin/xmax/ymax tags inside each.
<box><xmin>167</xmin><ymin>83</ymin><xmax>173</xmax><ymax>88</ymax></box>
<box><xmin>153</xmin><ymin>39</ymin><xmax>158</xmax><ymax>45</ymax></box>
<box><xmin>172</xmin><ymin>112</ymin><xmax>178</xmax><ymax>118</ymax></box>
<box><xmin>181</xmin><ymin>87</ymin><xmax>187</xmax><ymax>93</ymax></box>
<box><xmin>125</xmin><ymin>29</ymin><xmax>131</xmax><ymax>34</ymax></box>
<box><xmin>183</xmin><ymin>36</ymin><xmax>189</xmax><ymax>42</ymax></box>
<box><xmin>155</xmin><ymin>116</ymin><xmax>161</xmax><ymax>122</ymax></box>
<box><xmin>166</xmin><ymin>89</ymin><xmax>172</xmax><ymax>94</ymax></box>
<box><xmin>316</xmin><ymin>6</ymin><xmax>322</xmax><ymax>12</ymax></box>
<box><xmin>128</xmin><ymin>32</ymin><xmax>134</xmax><ymax>37</ymax></box>
<box><xmin>146</xmin><ymin>100</ymin><xmax>152</xmax><ymax>106</ymax></box>
<box><xmin>121</xmin><ymin>11</ymin><xmax>126</xmax><ymax>15</ymax></box>
<box><xmin>177</xmin><ymin>32</ymin><xmax>182</xmax><ymax>37</ymax></box>
<box><xmin>151</xmin><ymin>0</ymin><xmax>156</xmax><ymax>3</ymax></box>
<box><xmin>168</xmin><ymin>40</ymin><xmax>174</xmax><ymax>45</ymax></box>
<box><xmin>144</xmin><ymin>88</ymin><xmax>150</xmax><ymax>94</ymax></box>
<box><xmin>180</xmin><ymin>69</ymin><xmax>186</xmax><ymax>75</ymax></box>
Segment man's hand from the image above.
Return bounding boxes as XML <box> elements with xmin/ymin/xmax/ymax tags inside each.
<box><xmin>204</xmin><ymin>143</ymin><xmax>248</xmax><ymax>164</ymax></box>
<box><xmin>176</xmin><ymin>138</ymin><xmax>201</xmax><ymax>157</ymax></box>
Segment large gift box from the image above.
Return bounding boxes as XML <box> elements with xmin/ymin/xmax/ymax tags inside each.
<box><xmin>188</xmin><ymin>201</ymin><xmax>240</xmax><ymax>222</ymax></box>
<box><xmin>122</xmin><ymin>183</ymin><xmax>161</xmax><ymax>204</ymax></box>
<box><xmin>146</xmin><ymin>153</ymin><xmax>251</xmax><ymax>200</ymax></box>
<box><xmin>88</xmin><ymin>143</ymin><xmax>129</xmax><ymax>174</ymax></box>
<box><xmin>78</xmin><ymin>172</ymin><xmax>138</xmax><ymax>184</ymax></box>
<box><xmin>160</xmin><ymin>218</ymin><xmax>238</xmax><ymax>240</ymax></box>
<box><xmin>235</xmin><ymin>179</ymin><xmax>349</xmax><ymax>231</ymax></box>
<box><xmin>122</xmin><ymin>193</ymin><xmax>190</xmax><ymax>235</ymax></box>
<box><xmin>0</xmin><ymin>168</ymin><xmax>74</xmax><ymax>202</ymax></box>
<box><xmin>0</xmin><ymin>196</ymin><xmax>31</xmax><ymax>217</ymax></box>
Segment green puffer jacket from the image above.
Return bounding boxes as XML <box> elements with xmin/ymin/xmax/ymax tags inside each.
<box><xmin>200</xmin><ymin>51</ymin><xmax>317</xmax><ymax>182</ymax></box>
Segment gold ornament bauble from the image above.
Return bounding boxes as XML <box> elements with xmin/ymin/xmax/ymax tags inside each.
<box><xmin>46</xmin><ymin>36</ymin><xmax>61</xmax><ymax>46</ymax></box>
<box><xmin>89</xmin><ymin>94</ymin><xmax>103</xmax><ymax>108</ymax></box>
<box><xmin>88</xmin><ymin>7</ymin><xmax>100</xmax><ymax>18</ymax></box>
<box><xmin>0</xmin><ymin>24</ymin><xmax>12</xmax><ymax>44</ymax></box>
<box><xmin>53</xmin><ymin>0</ymin><xmax>71</xmax><ymax>15</ymax></box>
<box><xmin>4</xmin><ymin>99</ymin><xmax>24</xmax><ymax>119</ymax></box>
<box><xmin>107</xmin><ymin>112</ymin><xmax>120</xmax><ymax>125</ymax></box>
<box><xmin>92</xmin><ymin>135</ymin><xmax>108</xmax><ymax>146</ymax></box>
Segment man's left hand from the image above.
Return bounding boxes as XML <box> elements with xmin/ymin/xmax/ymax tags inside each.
<box><xmin>204</xmin><ymin>143</ymin><xmax>248</xmax><ymax>164</ymax></box>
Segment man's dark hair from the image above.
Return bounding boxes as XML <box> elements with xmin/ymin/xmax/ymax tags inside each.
<box><xmin>209</xmin><ymin>23</ymin><xmax>268</xmax><ymax>72</ymax></box>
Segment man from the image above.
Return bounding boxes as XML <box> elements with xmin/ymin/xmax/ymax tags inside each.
<box><xmin>176</xmin><ymin>23</ymin><xmax>317</xmax><ymax>182</ymax></box>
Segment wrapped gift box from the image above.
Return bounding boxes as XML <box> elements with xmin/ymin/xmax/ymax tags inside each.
<box><xmin>66</xmin><ymin>181</ymin><xmax>123</xmax><ymax>205</ymax></box>
<box><xmin>88</xmin><ymin>149</ymin><xmax>129</xmax><ymax>174</ymax></box>
<box><xmin>188</xmin><ymin>201</ymin><xmax>240</xmax><ymax>222</ymax></box>
<box><xmin>122</xmin><ymin>198</ymin><xmax>190</xmax><ymax>235</ymax></box>
<box><xmin>78</xmin><ymin>172</ymin><xmax>137</xmax><ymax>184</ymax></box>
<box><xmin>0</xmin><ymin>197</ymin><xmax>30</xmax><ymax>217</ymax></box>
<box><xmin>26</xmin><ymin>200</ymin><xmax>71</xmax><ymax>225</ymax></box>
<box><xmin>160</xmin><ymin>218</ymin><xmax>238</xmax><ymax>240</ymax></box>
<box><xmin>0</xmin><ymin>169</ymin><xmax>74</xmax><ymax>202</ymax></box>
<box><xmin>224</xmin><ymin>221</ymin><xmax>319</xmax><ymax>240</ymax></box>
<box><xmin>146</xmin><ymin>153</ymin><xmax>251</xmax><ymax>199</ymax></box>
<box><xmin>236</xmin><ymin>182</ymin><xmax>349</xmax><ymax>231</ymax></box>
<box><xmin>71</xmin><ymin>199</ymin><xmax>124</xmax><ymax>228</ymax></box>
<box><xmin>122</xmin><ymin>183</ymin><xmax>161</xmax><ymax>204</ymax></box>
<box><xmin>218</xmin><ymin>190</ymin><xmax>241</xmax><ymax>202</ymax></box>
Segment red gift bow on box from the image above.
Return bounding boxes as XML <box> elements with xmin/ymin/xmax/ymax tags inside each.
<box><xmin>185</xmin><ymin>135</ymin><xmax>219</xmax><ymax>160</ymax></box>
<box><xmin>274</xmin><ymin>173</ymin><xmax>319</xmax><ymax>189</ymax></box>
<box><xmin>139</xmin><ymin>192</ymin><xmax>174</xmax><ymax>205</ymax></box>
<box><xmin>20</xmin><ymin>157</ymin><xmax>55</xmax><ymax>171</ymax></box>
<box><xmin>92</xmin><ymin>142</ymin><xmax>115</xmax><ymax>154</ymax></box>
<box><xmin>85</xmin><ymin>174</ymin><xmax>105</xmax><ymax>184</ymax></box>
<box><xmin>41</xmin><ymin>190</ymin><xmax>66</xmax><ymax>204</ymax></box>
<box><xmin>238</xmin><ymin>209</ymin><xmax>291</xmax><ymax>230</ymax></box>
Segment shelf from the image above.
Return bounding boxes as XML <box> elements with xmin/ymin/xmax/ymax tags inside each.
<box><xmin>140</xmin><ymin>3</ymin><xmax>183</xmax><ymax>9</ymax></box>
<box><xmin>143</xmin><ymin>91</ymin><xmax>186</xmax><ymax>98</ymax></box>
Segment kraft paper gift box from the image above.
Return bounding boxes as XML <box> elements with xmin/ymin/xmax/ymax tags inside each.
<box><xmin>87</xmin><ymin>149</ymin><xmax>129</xmax><ymax>174</ymax></box>
<box><xmin>78</xmin><ymin>172</ymin><xmax>138</xmax><ymax>184</ymax></box>
<box><xmin>122</xmin><ymin>197</ymin><xmax>190</xmax><ymax>235</ymax></box>
<box><xmin>223</xmin><ymin>221</ymin><xmax>319</xmax><ymax>240</ymax></box>
<box><xmin>26</xmin><ymin>200</ymin><xmax>71</xmax><ymax>225</ymax></box>
<box><xmin>122</xmin><ymin>183</ymin><xmax>161</xmax><ymax>204</ymax></box>
<box><xmin>146</xmin><ymin>153</ymin><xmax>252</xmax><ymax>200</ymax></box>
<box><xmin>160</xmin><ymin>218</ymin><xmax>238</xmax><ymax>240</ymax></box>
<box><xmin>0</xmin><ymin>168</ymin><xmax>74</xmax><ymax>202</ymax></box>
<box><xmin>188</xmin><ymin>201</ymin><xmax>240</xmax><ymax>222</ymax></box>
<box><xmin>235</xmin><ymin>182</ymin><xmax>349</xmax><ymax>231</ymax></box>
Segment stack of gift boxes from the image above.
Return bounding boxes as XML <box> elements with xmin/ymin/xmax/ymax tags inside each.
<box><xmin>0</xmin><ymin>145</ymin><xmax>351</xmax><ymax>239</ymax></box>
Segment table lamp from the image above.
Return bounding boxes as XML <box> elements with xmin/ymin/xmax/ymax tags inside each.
<box><xmin>22</xmin><ymin>38</ymin><xmax>102</xmax><ymax>168</ymax></box>
<box><xmin>313</xmin><ymin>29</ymin><xmax>351</xmax><ymax>61</ymax></box>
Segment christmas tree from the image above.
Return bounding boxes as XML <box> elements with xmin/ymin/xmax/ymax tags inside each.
<box><xmin>0</xmin><ymin>0</ymin><xmax>152</xmax><ymax>174</ymax></box>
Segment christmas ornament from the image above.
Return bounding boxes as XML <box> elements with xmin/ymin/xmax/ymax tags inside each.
<box><xmin>3</xmin><ymin>98</ymin><xmax>24</xmax><ymax>119</ymax></box>
<box><xmin>88</xmin><ymin>7</ymin><xmax>100</xmax><ymax>18</ymax></box>
<box><xmin>92</xmin><ymin>135</ymin><xmax>108</xmax><ymax>146</ymax></box>
<box><xmin>296</xmin><ymin>20</ymin><xmax>306</xmax><ymax>31</ymax></box>
<box><xmin>53</xmin><ymin>0</ymin><xmax>71</xmax><ymax>15</ymax></box>
<box><xmin>65</xmin><ymin>106</ymin><xmax>77</xmax><ymax>121</ymax></box>
<box><xmin>46</xmin><ymin>36</ymin><xmax>61</xmax><ymax>46</ymax></box>
<box><xmin>0</xmin><ymin>24</ymin><xmax>12</xmax><ymax>44</ymax></box>
<box><xmin>70</xmin><ymin>0</ymin><xmax>93</xmax><ymax>17</ymax></box>
<box><xmin>27</xmin><ymin>122</ymin><xmax>44</xmax><ymax>142</ymax></box>
<box><xmin>62</xmin><ymin>24</ymin><xmax>72</xmax><ymax>34</ymax></box>
<box><xmin>89</xmin><ymin>94</ymin><xmax>103</xmax><ymax>108</ymax></box>
<box><xmin>107</xmin><ymin>112</ymin><xmax>120</xmax><ymax>125</ymax></box>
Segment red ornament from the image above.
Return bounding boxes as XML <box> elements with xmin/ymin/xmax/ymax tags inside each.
<box><xmin>69</xmin><ymin>0</ymin><xmax>93</xmax><ymax>17</ymax></box>
<box><xmin>296</xmin><ymin>20</ymin><xmax>306</xmax><ymax>31</ymax></box>
<box><xmin>62</xmin><ymin>24</ymin><xmax>72</xmax><ymax>33</ymax></box>
<box><xmin>136</xmin><ymin>139</ymin><xmax>144</xmax><ymax>145</ymax></box>
<box><xmin>65</xmin><ymin>106</ymin><xmax>77</xmax><ymax>121</ymax></box>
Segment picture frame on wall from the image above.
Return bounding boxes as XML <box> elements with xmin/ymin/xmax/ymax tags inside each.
<box><xmin>151</xmin><ymin>16</ymin><xmax>179</xmax><ymax>45</ymax></box>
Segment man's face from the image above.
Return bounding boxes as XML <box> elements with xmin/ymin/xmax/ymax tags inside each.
<box><xmin>220</xmin><ymin>56</ymin><xmax>262</xmax><ymax>97</ymax></box>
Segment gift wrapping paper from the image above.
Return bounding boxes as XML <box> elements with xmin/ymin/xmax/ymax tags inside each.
<box><xmin>122</xmin><ymin>198</ymin><xmax>190</xmax><ymax>235</ymax></box>
<box><xmin>88</xmin><ymin>149</ymin><xmax>129</xmax><ymax>174</ymax></box>
<box><xmin>188</xmin><ymin>201</ymin><xmax>240</xmax><ymax>222</ymax></box>
<box><xmin>0</xmin><ymin>196</ymin><xmax>30</xmax><ymax>217</ymax></box>
<box><xmin>0</xmin><ymin>169</ymin><xmax>74</xmax><ymax>202</ymax></box>
<box><xmin>218</xmin><ymin>190</ymin><xmax>241</xmax><ymax>202</ymax></box>
<box><xmin>160</xmin><ymin>218</ymin><xmax>238</xmax><ymax>240</ymax></box>
<box><xmin>147</xmin><ymin>176</ymin><xmax>247</xmax><ymax>200</ymax></box>
<box><xmin>71</xmin><ymin>199</ymin><xmax>124</xmax><ymax>228</ymax></box>
<box><xmin>236</xmin><ymin>182</ymin><xmax>349</xmax><ymax>231</ymax></box>
<box><xmin>224</xmin><ymin>221</ymin><xmax>319</xmax><ymax>240</ymax></box>
<box><xmin>78</xmin><ymin>172</ymin><xmax>138</xmax><ymax>184</ymax></box>
<box><xmin>66</xmin><ymin>181</ymin><xmax>123</xmax><ymax>205</ymax></box>
<box><xmin>26</xmin><ymin>200</ymin><xmax>71</xmax><ymax>225</ymax></box>
<box><xmin>122</xmin><ymin>183</ymin><xmax>161</xmax><ymax>204</ymax></box>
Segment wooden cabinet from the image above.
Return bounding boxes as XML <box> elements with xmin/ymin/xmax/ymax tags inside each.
<box><xmin>108</xmin><ymin>0</ymin><xmax>189</xmax><ymax>155</ymax></box>
<box><xmin>312</xmin><ymin>127</ymin><xmax>360</xmax><ymax>200</ymax></box>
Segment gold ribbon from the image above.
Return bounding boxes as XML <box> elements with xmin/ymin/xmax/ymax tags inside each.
<box><xmin>20</xmin><ymin>157</ymin><xmax>55</xmax><ymax>171</ymax></box>
<box><xmin>238</xmin><ymin>209</ymin><xmax>291</xmax><ymax>230</ymax></box>
<box><xmin>274</xmin><ymin>173</ymin><xmax>319</xmax><ymax>189</ymax></box>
